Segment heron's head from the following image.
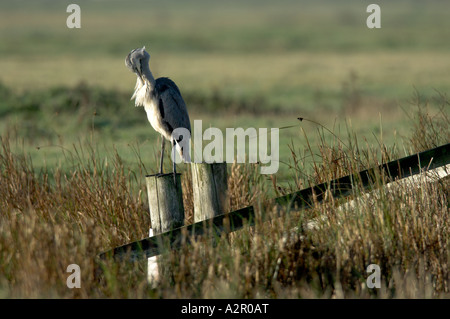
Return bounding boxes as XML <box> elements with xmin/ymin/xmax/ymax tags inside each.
<box><xmin>125</xmin><ymin>46</ymin><xmax>150</xmax><ymax>79</ymax></box>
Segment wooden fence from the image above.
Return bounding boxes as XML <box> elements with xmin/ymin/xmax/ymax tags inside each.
<box><xmin>98</xmin><ymin>142</ymin><xmax>450</xmax><ymax>262</ymax></box>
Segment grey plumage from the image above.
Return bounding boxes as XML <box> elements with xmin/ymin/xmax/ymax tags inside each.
<box><xmin>125</xmin><ymin>47</ymin><xmax>191</xmax><ymax>183</ymax></box>
<box><xmin>152</xmin><ymin>77</ymin><xmax>191</xmax><ymax>138</ymax></box>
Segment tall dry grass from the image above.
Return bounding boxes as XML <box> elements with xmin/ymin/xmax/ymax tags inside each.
<box><xmin>0</xmin><ymin>94</ymin><xmax>448</xmax><ymax>298</ymax></box>
<box><xmin>0</xmin><ymin>136</ymin><xmax>149</xmax><ymax>297</ymax></box>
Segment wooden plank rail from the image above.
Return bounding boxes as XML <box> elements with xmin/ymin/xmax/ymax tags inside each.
<box><xmin>98</xmin><ymin>206</ymin><xmax>254</xmax><ymax>262</ymax></box>
<box><xmin>276</xmin><ymin>142</ymin><xmax>450</xmax><ymax>209</ymax></box>
<box><xmin>97</xmin><ymin>142</ymin><xmax>450</xmax><ymax>262</ymax></box>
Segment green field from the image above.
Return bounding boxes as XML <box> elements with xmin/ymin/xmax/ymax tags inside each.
<box><xmin>1</xmin><ymin>0</ymin><xmax>450</xmax><ymax>179</ymax></box>
<box><xmin>0</xmin><ymin>0</ymin><xmax>449</xmax><ymax>298</ymax></box>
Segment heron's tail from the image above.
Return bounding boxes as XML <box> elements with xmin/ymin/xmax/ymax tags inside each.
<box><xmin>174</xmin><ymin>139</ymin><xmax>191</xmax><ymax>163</ymax></box>
<box><xmin>172</xmin><ymin>128</ymin><xmax>191</xmax><ymax>164</ymax></box>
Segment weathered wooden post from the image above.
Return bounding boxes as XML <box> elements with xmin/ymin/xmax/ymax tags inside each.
<box><xmin>146</xmin><ymin>173</ymin><xmax>185</xmax><ymax>234</ymax></box>
<box><xmin>146</xmin><ymin>172</ymin><xmax>184</xmax><ymax>287</ymax></box>
<box><xmin>191</xmin><ymin>162</ymin><xmax>228</xmax><ymax>223</ymax></box>
<box><xmin>147</xmin><ymin>228</ymin><xmax>159</xmax><ymax>288</ymax></box>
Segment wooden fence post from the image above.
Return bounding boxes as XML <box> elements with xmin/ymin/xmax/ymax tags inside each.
<box><xmin>191</xmin><ymin>162</ymin><xmax>228</xmax><ymax>223</ymax></box>
<box><xmin>146</xmin><ymin>173</ymin><xmax>185</xmax><ymax>234</ymax></box>
<box><xmin>147</xmin><ymin>228</ymin><xmax>159</xmax><ymax>288</ymax></box>
<box><xmin>146</xmin><ymin>173</ymin><xmax>184</xmax><ymax>287</ymax></box>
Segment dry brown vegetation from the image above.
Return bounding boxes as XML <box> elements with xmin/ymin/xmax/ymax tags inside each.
<box><xmin>0</xmin><ymin>98</ymin><xmax>448</xmax><ymax>298</ymax></box>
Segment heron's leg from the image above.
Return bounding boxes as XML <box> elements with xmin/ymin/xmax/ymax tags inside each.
<box><xmin>172</xmin><ymin>139</ymin><xmax>177</xmax><ymax>188</ymax></box>
<box><xmin>159</xmin><ymin>135</ymin><xmax>165</xmax><ymax>174</ymax></box>
<box><xmin>173</xmin><ymin>161</ymin><xmax>177</xmax><ymax>187</ymax></box>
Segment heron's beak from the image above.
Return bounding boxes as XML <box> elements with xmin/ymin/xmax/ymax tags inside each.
<box><xmin>134</xmin><ymin>65</ymin><xmax>141</xmax><ymax>78</ymax></box>
<box><xmin>135</xmin><ymin>65</ymin><xmax>145</xmax><ymax>84</ymax></box>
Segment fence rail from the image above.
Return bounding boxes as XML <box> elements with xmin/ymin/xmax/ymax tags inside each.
<box><xmin>276</xmin><ymin>142</ymin><xmax>450</xmax><ymax>208</ymax></box>
<box><xmin>98</xmin><ymin>206</ymin><xmax>254</xmax><ymax>261</ymax></box>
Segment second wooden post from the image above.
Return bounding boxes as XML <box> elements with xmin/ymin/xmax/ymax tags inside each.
<box><xmin>191</xmin><ymin>162</ymin><xmax>228</xmax><ymax>223</ymax></box>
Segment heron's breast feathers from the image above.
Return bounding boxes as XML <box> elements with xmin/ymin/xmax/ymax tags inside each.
<box><xmin>131</xmin><ymin>78</ymin><xmax>151</xmax><ymax>107</ymax></box>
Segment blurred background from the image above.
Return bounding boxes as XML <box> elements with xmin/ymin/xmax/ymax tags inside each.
<box><xmin>1</xmin><ymin>0</ymin><xmax>449</xmax><ymax>181</ymax></box>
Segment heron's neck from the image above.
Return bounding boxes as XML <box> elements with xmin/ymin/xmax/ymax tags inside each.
<box><xmin>141</xmin><ymin>64</ymin><xmax>155</xmax><ymax>88</ymax></box>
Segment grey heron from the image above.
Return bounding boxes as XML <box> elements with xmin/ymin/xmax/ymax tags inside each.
<box><xmin>125</xmin><ymin>46</ymin><xmax>191</xmax><ymax>185</ymax></box>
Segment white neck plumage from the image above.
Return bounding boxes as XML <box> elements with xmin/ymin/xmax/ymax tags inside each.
<box><xmin>131</xmin><ymin>62</ymin><xmax>155</xmax><ymax>107</ymax></box>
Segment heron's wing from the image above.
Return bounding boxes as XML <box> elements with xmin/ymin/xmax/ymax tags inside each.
<box><xmin>154</xmin><ymin>78</ymin><xmax>191</xmax><ymax>135</ymax></box>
